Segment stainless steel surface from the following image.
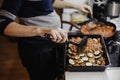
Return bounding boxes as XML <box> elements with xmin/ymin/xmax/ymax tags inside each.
<box><xmin>107</xmin><ymin>2</ymin><xmax>120</xmax><ymax>17</ymax></box>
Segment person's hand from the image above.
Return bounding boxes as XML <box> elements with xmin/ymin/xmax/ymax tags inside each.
<box><xmin>76</xmin><ymin>4</ymin><xmax>93</xmax><ymax>15</ymax></box>
<box><xmin>38</xmin><ymin>27</ymin><xmax>68</xmax><ymax>43</ymax></box>
<box><xmin>50</xmin><ymin>28</ymin><xmax>68</xmax><ymax>43</ymax></box>
<box><xmin>53</xmin><ymin>0</ymin><xmax>92</xmax><ymax>15</ymax></box>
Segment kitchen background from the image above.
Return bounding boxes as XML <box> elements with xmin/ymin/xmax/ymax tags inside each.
<box><xmin>0</xmin><ymin>0</ymin><xmax>120</xmax><ymax>80</ymax></box>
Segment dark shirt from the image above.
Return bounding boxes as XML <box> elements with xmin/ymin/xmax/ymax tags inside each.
<box><xmin>0</xmin><ymin>0</ymin><xmax>54</xmax><ymax>35</ymax></box>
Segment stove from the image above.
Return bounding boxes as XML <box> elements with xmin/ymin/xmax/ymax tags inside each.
<box><xmin>58</xmin><ymin>17</ymin><xmax>120</xmax><ymax>77</ymax></box>
<box><xmin>105</xmin><ymin>17</ymin><xmax>120</xmax><ymax>67</ymax></box>
<box><xmin>106</xmin><ymin>31</ymin><xmax>120</xmax><ymax>67</ymax></box>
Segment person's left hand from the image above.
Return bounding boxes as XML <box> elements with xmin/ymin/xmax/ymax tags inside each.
<box><xmin>76</xmin><ymin>4</ymin><xmax>93</xmax><ymax>15</ymax></box>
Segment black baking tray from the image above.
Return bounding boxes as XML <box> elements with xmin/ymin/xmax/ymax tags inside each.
<box><xmin>64</xmin><ymin>33</ymin><xmax>111</xmax><ymax>72</ymax></box>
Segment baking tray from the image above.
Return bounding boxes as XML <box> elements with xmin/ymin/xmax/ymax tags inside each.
<box><xmin>64</xmin><ymin>34</ymin><xmax>111</xmax><ymax>72</ymax></box>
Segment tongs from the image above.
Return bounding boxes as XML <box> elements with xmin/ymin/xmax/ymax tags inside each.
<box><xmin>89</xmin><ymin>13</ymin><xmax>98</xmax><ymax>24</ymax></box>
<box><xmin>89</xmin><ymin>13</ymin><xmax>104</xmax><ymax>26</ymax></box>
<box><xmin>88</xmin><ymin>13</ymin><xmax>105</xmax><ymax>30</ymax></box>
<box><xmin>67</xmin><ymin>36</ymin><xmax>88</xmax><ymax>54</ymax></box>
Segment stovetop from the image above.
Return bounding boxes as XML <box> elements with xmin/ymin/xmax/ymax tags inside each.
<box><xmin>106</xmin><ymin>31</ymin><xmax>120</xmax><ymax>67</ymax></box>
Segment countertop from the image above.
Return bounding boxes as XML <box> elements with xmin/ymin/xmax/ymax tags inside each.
<box><xmin>65</xmin><ymin>67</ymin><xmax>120</xmax><ymax>80</ymax></box>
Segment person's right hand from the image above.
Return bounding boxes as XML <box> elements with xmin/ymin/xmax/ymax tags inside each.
<box><xmin>38</xmin><ymin>27</ymin><xmax>68</xmax><ymax>43</ymax></box>
<box><xmin>76</xmin><ymin>4</ymin><xmax>93</xmax><ymax>15</ymax></box>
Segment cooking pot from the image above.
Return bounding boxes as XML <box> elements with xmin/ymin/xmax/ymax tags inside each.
<box><xmin>62</xmin><ymin>19</ymin><xmax>116</xmax><ymax>41</ymax></box>
<box><xmin>78</xmin><ymin>20</ymin><xmax>116</xmax><ymax>39</ymax></box>
<box><xmin>79</xmin><ymin>20</ymin><xmax>116</xmax><ymax>38</ymax></box>
<box><xmin>107</xmin><ymin>1</ymin><xmax>120</xmax><ymax>18</ymax></box>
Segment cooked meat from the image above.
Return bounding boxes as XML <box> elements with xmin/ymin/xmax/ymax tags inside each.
<box><xmin>80</xmin><ymin>24</ymin><xmax>115</xmax><ymax>38</ymax></box>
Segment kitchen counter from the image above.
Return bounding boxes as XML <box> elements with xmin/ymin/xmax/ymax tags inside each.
<box><xmin>65</xmin><ymin>67</ymin><xmax>120</xmax><ymax>80</ymax></box>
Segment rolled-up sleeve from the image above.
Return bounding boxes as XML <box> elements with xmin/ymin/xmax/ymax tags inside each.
<box><xmin>0</xmin><ymin>0</ymin><xmax>22</xmax><ymax>35</ymax></box>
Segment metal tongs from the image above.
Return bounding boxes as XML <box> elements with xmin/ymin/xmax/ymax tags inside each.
<box><xmin>89</xmin><ymin>13</ymin><xmax>98</xmax><ymax>23</ymax></box>
<box><xmin>67</xmin><ymin>36</ymin><xmax>88</xmax><ymax>54</ymax></box>
<box><xmin>88</xmin><ymin>13</ymin><xmax>105</xmax><ymax>30</ymax></box>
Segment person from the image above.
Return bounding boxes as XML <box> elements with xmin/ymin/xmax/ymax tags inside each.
<box><xmin>0</xmin><ymin>0</ymin><xmax>92</xmax><ymax>80</ymax></box>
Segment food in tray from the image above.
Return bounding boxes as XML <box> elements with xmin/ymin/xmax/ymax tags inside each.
<box><xmin>67</xmin><ymin>37</ymin><xmax>106</xmax><ymax>66</ymax></box>
<box><xmin>80</xmin><ymin>23</ymin><xmax>115</xmax><ymax>38</ymax></box>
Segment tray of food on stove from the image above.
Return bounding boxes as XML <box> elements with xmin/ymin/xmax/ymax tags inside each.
<box><xmin>64</xmin><ymin>34</ymin><xmax>111</xmax><ymax>72</ymax></box>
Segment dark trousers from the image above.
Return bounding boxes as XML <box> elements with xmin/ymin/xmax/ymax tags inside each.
<box><xmin>17</xmin><ymin>40</ymin><xmax>58</xmax><ymax>80</ymax></box>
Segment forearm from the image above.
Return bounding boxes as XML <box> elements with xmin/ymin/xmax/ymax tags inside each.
<box><xmin>53</xmin><ymin>0</ymin><xmax>78</xmax><ymax>9</ymax></box>
<box><xmin>3</xmin><ymin>22</ymin><xmax>68</xmax><ymax>43</ymax></box>
<box><xmin>4</xmin><ymin>22</ymin><xmax>44</xmax><ymax>37</ymax></box>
